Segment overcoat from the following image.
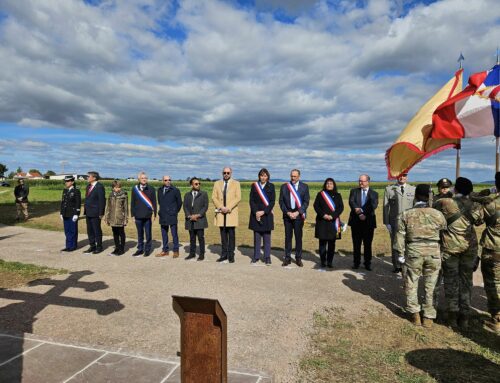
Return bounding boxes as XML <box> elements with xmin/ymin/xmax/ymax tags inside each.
<box><xmin>183</xmin><ymin>190</ymin><xmax>209</xmax><ymax>230</ymax></box>
<box><xmin>248</xmin><ymin>182</ymin><xmax>275</xmax><ymax>232</ymax></box>
<box><xmin>157</xmin><ymin>185</ymin><xmax>182</xmax><ymax>226</ymax></box>
<box><xmin>313</xmin><ymin>190</ymin><xmax>344</xmax><ymax>240</ymax></box>
<box><xmin>212</xmin><ymin>179</ymin><xmax>241</xmax><ymax>227</ymax></box>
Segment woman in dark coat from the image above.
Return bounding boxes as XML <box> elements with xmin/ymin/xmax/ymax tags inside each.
<box><xmin>314</xmin><ymin>178</ymin><xmax>344</xmax><ymax>268</ymax></box>
<box><xmin>249</xmin><ymin>168</ymin><xmax>275</xmax><ymax>265</ymax></box>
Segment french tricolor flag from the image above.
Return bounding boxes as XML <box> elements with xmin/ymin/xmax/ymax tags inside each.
<box><xmin>431</xmin><ymin>64</ymin><xmax>500</xmax><ymax>138</ymax></box>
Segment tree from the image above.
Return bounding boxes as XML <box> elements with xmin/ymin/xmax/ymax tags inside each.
<box><xmin>7</xmin><ymin>171</ymin><xmax>15</xmax><ymax>179</ymax></box>
<box><xmin>28</xmin><ymin>169</ymin><xmax>41</xmax><ymax>174</ymax></box>
<box><xmin>0</xmin><ymin>163</ymin><xmax>7</xmax><ymax>175</ymax></box>
<box><xmin>44</xmin><ymin>170</ymin><xmax>56</xmax><ymax>177</ymax></box>
<box><xmin>16</xmin><ymin>166</ymin><xmax>23</xmax><ymax>173</ymax></box>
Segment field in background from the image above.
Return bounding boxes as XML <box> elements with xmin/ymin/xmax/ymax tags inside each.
<box><xmin>0</xmin><ymin>180</ymin><xmax>492</xmax><ymax>260</ymax></box>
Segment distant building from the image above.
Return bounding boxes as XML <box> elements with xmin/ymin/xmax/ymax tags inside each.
<box><xmin>14</xmin><ymin>171</ymin><xmax>43</xmax><ymax>180</ymax></box>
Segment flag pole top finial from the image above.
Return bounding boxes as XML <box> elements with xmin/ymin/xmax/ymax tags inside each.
<box><xmin>496</xmin><ymin>46</ymin><xmax>499</xmax><ymax>65</ymax></box>
<box><xmin>457</xmin><ymin>52</ymin><xmax>465</xmax><ymax>69</ymax></box>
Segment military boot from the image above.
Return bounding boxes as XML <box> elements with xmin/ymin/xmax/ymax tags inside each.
<box><xmin>410</xmin><ymin>313</ymin><xmax>421</xmax><ymax>326</ymax></box>
<box><xmin>447</xmin><ymin>311</ymin><xmax>459</xmax><ymax>329</ymax></box>
<box><xmin>485</xmin><ymin>314</ymin><xmax>500</xmax><ymax>333</ymax></box>
<box><xmin>422</xmin><ymin>317</ymin><xmax>433</xmax><ymax>328</ymax></box>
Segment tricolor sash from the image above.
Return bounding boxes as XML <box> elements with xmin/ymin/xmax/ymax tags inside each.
<box><xmin>254</xmin><ymin>182</ymin><xmax>273</xmax><ymax>215</ymax></box>
<box><xmin>134</xmin><ymin>185</ymin><xmax>154</xmax><ymax>211</ymax></box>
<box><xmin>320</xmin><ymin>191</ymin><xmax>341</xmax><ymax>233</ymax></box>
<box><xmin>287</xmin><ymin>182</ymin><xmax>305</xmax><ymax>219</ymax></box>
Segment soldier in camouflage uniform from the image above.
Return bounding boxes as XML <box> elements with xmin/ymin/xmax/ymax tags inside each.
<box><xmin>470</xmin><ymin>172</ymin><xmax>500</xmax><ymax>333</ymax></box>
<box><xmin>435</xmin><ymin>178</ymin><xmax>453</xmax><ymax>201</ymax></box>
<box><xmin>433</xmin><ymin>177</ymin><xmax>482</xmax><ymax>329</ymax></box>
<box><xmin>395</xmin><ymin>184</ymin><xmax>447</xmax><ymax>328</ymax></box>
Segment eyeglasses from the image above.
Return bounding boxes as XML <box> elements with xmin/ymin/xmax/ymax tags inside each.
<box><xmin>223</xmin><ymin>172</ymin><xmax>231</xmax><ymax>175</ymax></box>
<box><xmin>193</xmin><ymin>183</ymin><xmax>200</xmax><ymax>186</ymax></box>
<box><xmin>163</xmin><ymin>179</ymin><xmax>171</xmax><ymax>182</ymax></box>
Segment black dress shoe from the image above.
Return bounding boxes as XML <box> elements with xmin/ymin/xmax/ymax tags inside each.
<box><xmin>352</xmin><ymin>264</ymin><xmax>360</xmax><ymax>269</ymax></box>
<box><xmin>185</xmin><ymin>254</ymin><xmax>196</xmax><ymax>260</ymax></box>
<box><xmin>132</xmin><ymin>250</ymin><xmax>144</xmax><ymax>257</ymax></box>
<box><xmin>197</xmin><ymin>255</ymin><xmax>205</xmax><ymax>261</ymax></box>
<box><xmin>67</xmin><ymin>248</ymin><xmax>77</xmax><ymax>252</ymax></box>
<box><xmin>144</xmin><ymin>250</ymin><xmax>152</xmax><ymax>257</ymax></box>
<box><xmin>296</xmin><ymin>259</ymin><xmax>304</xmax><ymax>267</ymax></box>
<box><xmin>251</xmin><ymin>259</ymin><xmax>258</xmax><ymax>264</ymax></box>
<box><xmin>216</xmin><ymin>256</ymin><xmax>227</xmax><ymax>262</ymax></box>
<box><xmin>265</xmin><ymin>259</ymin><xmax>271</xmax><ymax>265</ymax></box>
<box><xmin>320</xmin><ymin>263</ymin><xmax>327</xmax><ymax>268</ymax></box>
<box><xmin>228</xmin><ymin>257</ymin><xmax>235</xmax><ymax>263</ymax></box>
<box><xmin>93</xmin><ymin>247</ymin><xmax>103</xmax><ymax>254</ymax></box>
<box><xmin>83</xmin><ymin>247</ymin><xmax>96</xmax><ymax>254</ymax></box>
<box><xmin>365</xmin><ymin>265</ymin><xmax>372</xmax><ymax>271</ymax></box>
<box><xmin>327</xmin><ymin>264</ymin><xmax>333</xmax><ymax>269</ymax></box>
<box><xmin>282</xmin><ymin>259</ymin><xmax>291</xmax><ymax>267</ymax></box>
<box><xmin>60</xmin><ymin>248</ymin><xmax>69</xmax><ymax>252</ymax></box>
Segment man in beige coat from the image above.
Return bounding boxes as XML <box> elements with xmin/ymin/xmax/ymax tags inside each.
<box><xmin>383</xmin><ymin>173</ymin><xmax>416</xmax><ymax>273</ymax></box>
<box><xmin>212</xmin><ymin>167</ymin><xmax>241</xmax><ymax>263</ymax></box>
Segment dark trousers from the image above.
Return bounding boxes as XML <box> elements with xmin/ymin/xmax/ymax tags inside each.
<box><xmin>319</xmin><ymin>239</ymin><xmax>336</xmax><ymax>266</ymax></box>
<box><xmin>161</xmin><ymin>224</ymin><xmax>179</xmax><ymax>251</ymax></box>
<box><xmin>135</xmin><ymin>218</ymin><xmax>152</xmax><ymax>252</ymax></box>
<box><xmin>112</xmin><ymin>226</ymin><xmax>126</xmax><ymax>250</ymax></box>
<box><xmin>219</xmin><ymin>227</ymin><xmax>236</xmax><ymax>260</ymax></box>
<box><xmin>189</xmin><ymin>229</ymin><xmax>205</xmax><ymax>256</ymax></box>
<box><xmin>284</xmin><ymin>217</ymin><xmax>304</xmax><ymax>260</ymax></box>
<box><xmin>351</xmin><ymin>223</ymin><xmax>374</xmax><ymax>266</ymax></box>
<box><xmin>63</xmin><ymin>217</ymin><xmax>78</xmax><ymax>250</ymax></box>
<box><xmin>86</xmin><ymin>216</ymin><xmax>102</xmax><ymax>249</ymax></box>
<box><xmin>253</xmin><ymin>231</ymin><xmax>271</xmax><ymax>261</ymax></box>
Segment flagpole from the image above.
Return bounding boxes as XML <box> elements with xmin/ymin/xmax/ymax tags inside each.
<box><xmin>456</xmin><ymin>53</ymin><xmax>464</xmax><ymax>179</ymax></box>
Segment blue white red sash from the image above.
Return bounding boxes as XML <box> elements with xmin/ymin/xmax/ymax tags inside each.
<box><xmin>254</xmin><ymin>182</ymin><xmax>270</xmax><ymax>206</ymax></box>
<box><xmin>134</xmin><ymin>185</ymin><xmax>154</xmax><ymax>211</ymax></box>
<box><xmin>320</xmin><ymin>191</ymin><xmax>341</xmax><ymax>233</ymax></box>
<box><xmin>287</xmin><ymin>182</ymin><xmax>305</xmax><ymax>219</ymax></box>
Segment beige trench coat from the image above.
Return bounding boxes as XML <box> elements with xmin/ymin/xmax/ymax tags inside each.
<box><xmin>212</xmin><ymin>179</ymin><xmax>241</xmax><ymax>227</ymax></box>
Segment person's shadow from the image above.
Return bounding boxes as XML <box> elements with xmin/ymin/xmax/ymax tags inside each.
<box><xmin>0</xmin><ymin>270</ymin><xmax>125</xmax><ymax>382</ymax></box>
<box><xmin>406</xmin><ymin>348</ymin><xmax>499</xmax><ymax>383</ymax></box>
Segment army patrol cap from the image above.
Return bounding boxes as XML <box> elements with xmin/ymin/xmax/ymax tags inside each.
<box><xmin>437</xmin><ymin>178</ymin><xmax>452</xmax><ymax>188</ymax></box>
<box><xmin>64</xmin><ymin>175</ymin><xmax>75</xmax><ymax>182</ymax></box>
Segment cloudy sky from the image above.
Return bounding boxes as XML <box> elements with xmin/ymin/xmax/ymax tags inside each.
<box><xmin>0</xmin><ymin>0</ymin><xmax>499</xmax><ymax>181</ymax></box>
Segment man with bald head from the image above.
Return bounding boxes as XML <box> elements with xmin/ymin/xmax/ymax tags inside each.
<box><xmin>157</xmin><ymin>175</ymin><xmax>182</xmax><ymax>258</ymax></box>
<box><xmin>348</xmin><ymin>174</ymin><xmax>379</xmax><ymax>271</ymax></box>
<box><xmin>212</xmin><ymin>167</ymin><xmax>241</xmax><ymax>263</ymax></box>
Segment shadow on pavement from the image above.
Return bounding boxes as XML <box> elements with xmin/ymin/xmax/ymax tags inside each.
<box><xmin>0</xmin><ymin>270</ymin><xmax>125</xmax><ymax>382</ymax></box>
<box><xmin>405</xmin><ymin>348</ymin><xmax>499</xmax><ymax>383</ymax></box>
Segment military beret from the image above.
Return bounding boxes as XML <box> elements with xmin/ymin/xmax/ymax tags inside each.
<box><xmin>455</xmin><ymin>177</ymin><xmax>473</xmax><ymax>195</ymax></box>
<box><xmin>415</xmin><ymin>184</ymin><xmax>431</xmax><ymax>197</ymax></box>
<box><xmin>437</xmin><ymin>178</ymin><xmax>452</xmax><ymax>188</ymax></box>
<box><xmin>64</xmin><ymin>175</ymin><xmax>75</xmax><ymax>182</ymax></box>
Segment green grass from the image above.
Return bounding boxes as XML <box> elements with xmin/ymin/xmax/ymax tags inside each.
<box><xmin>0</xmin><ymin>259</ymin><xmax>67</xmax><ymax>288</ymax></box>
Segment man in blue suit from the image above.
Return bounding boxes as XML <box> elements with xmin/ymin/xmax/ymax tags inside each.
<box><xmin>156</xmin><ymin>175</ymin><xmax>182</xmax><ymax>258</ymax></box>
<box><xmin>348</xmin><ymin>174</ymin><xmax>379</xmax><ymax>270</ymax></box>
<box><xmin>279</xmin><ymin>169</ymin><xmax>310</xmax><ymax>267</ymax></box>
<box><xmin>83</xmin><ymin>171</ymin><xmax>106</xmax><ymax>254</ymax></box>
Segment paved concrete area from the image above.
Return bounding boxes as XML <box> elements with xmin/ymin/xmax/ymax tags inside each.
<box><xmin>0</xmin><ymin>224</ymin><xmax>488</xmax><ymax>382</ymax></box>
<box><xmin>0</xmin><ymin>334</ymin><xmax>270</xmax><ymax>382</ymax></box>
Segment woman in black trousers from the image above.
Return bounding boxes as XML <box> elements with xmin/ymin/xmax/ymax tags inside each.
<box><xmin>314</xmin><ymin>178</ymin><xmax>344</xmax><ymax>268</ymax></box>
<box><xmin>249</xmin><ymin>168</ymin><xmax>275</xmax><ymax>265</ymax></box>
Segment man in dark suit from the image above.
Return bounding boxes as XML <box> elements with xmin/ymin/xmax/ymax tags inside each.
<box><xmin>156</xmin><ymin>175</ymin><xmax>182</xmax><ymax>258</ymax></box>
<box><xmin>348</xmin><ymin>174</ymin><xmax>379</xmax><ymax>271</ymax></box>
<box><xmin>83</xmin><ymin>171</ymin><xmax>106</xmax><ymax>254</ymax></box>
<box><xmin>279</xmin><ymin>169</ymin><xmax>310</xmax><ymax>267</ymax></box>
<box><xmin>183</xmin><ymin>177</ymin><xmax>209</xmax><ymax>261</ymax></box>
<box><xmin>131</xmin><ymin>171</ymin><xmax>157</xmax><ymax>257</ymax></box>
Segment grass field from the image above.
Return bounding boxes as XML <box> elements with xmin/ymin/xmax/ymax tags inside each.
<box><xmin>0</xmin><ymin>259</ymin><xmax>66</xmax><ymax>288</ymax></box>
<box><xmin>0</xmin><ymin>180</ymin><xmax>492</xmax><ymax>259</ymax></box>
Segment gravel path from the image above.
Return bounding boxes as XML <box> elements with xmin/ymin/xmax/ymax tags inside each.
<box><xmin>0</xmin><ymin>224</ymin><xmax>487</xmax><ymax>382</ymax></box>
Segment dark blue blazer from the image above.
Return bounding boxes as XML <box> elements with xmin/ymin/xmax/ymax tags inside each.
<box><xmin>84</xmin><ymin>182</ymin><xmax>106</xmax><ymax>218</ymax></box>
<box><xmin>279</xmin><ymin>181</ymin><xmax>310</xmax><ymax>219</ymax></box>
<box><xmin>348</xmin><ymin>187</ymin><xmax>378</xmax><ymax>228</ymax></box>
<box><xmin>157</xmin><ymin>186</ymin><xmax>182</xmax><ymax>226</ymax></box>
<box><xmin>131</xmin><ymin>184</ymin><xmax>157</xmax><ymax>219</ymax></box>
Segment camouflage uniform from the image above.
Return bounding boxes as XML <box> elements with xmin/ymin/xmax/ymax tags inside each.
<box><xmin>433</xmin><ymin>196</ymin><xmax>482</xmax><ymax>318</ymax></box>
<box><xmin>470</xmin><ymin>191</ymin><xmax>500</xmax><ymax>324</ymax></box>
<box><xmin>395</xmin><ymin>203</ymin><xmax>447</xmax><ymax>319</ymax></box>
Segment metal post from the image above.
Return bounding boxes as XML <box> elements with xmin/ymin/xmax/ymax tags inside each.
<box><xmin>456</xmin><ymin>145</ymin><xmax>461</xmax><ymax>179</ymax></box>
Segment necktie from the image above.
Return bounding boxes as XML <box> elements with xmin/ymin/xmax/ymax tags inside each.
<box><xmin>192</xmin><ymin>191</ymin><xmax>197</xmax><ymax>207</ymax></box>
<box><xmin>362</xmin><ymin>189</ymin><xmax>366</xmax><ymax>206</ymax></box>
<box><xmin>401</xmin><ymin>185</ymin><xmax>404</xmax><ymax>194</ymax></box>
<box><xmin>290</xmin><ymin>183</ymin><xmax>296</xmax><ymax>209</ymax></box>
<box><xmin>223</xmin><ymin>182</ymin><xmax>227</xmax><ymax>206</ymax></box>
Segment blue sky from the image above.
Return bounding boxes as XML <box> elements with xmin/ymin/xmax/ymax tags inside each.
<box><xmin>0</xmin><ymin>0</ymin><xmax>499</xmax><ymax>181</ymax></box>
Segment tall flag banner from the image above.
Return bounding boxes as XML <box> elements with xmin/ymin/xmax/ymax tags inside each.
<box><xmin>385</xmin><ymin>70</ymin><xmax>463</xmax><ymax>179</ymax></box>
<box><xmin>432</xmin><ymin>64</ymin><xmax>500</xmax><ymax>138</ymax></box>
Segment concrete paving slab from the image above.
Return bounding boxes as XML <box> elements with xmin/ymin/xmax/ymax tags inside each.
<box><xmin>0</xmin><ymin>335</ymin><xmax>42</xmax><ymax>365</ymax></box>
<box><xmin>69</xmin><ymin>352</ymin><xmax>178</xmax><ymax>383</ymax></box>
